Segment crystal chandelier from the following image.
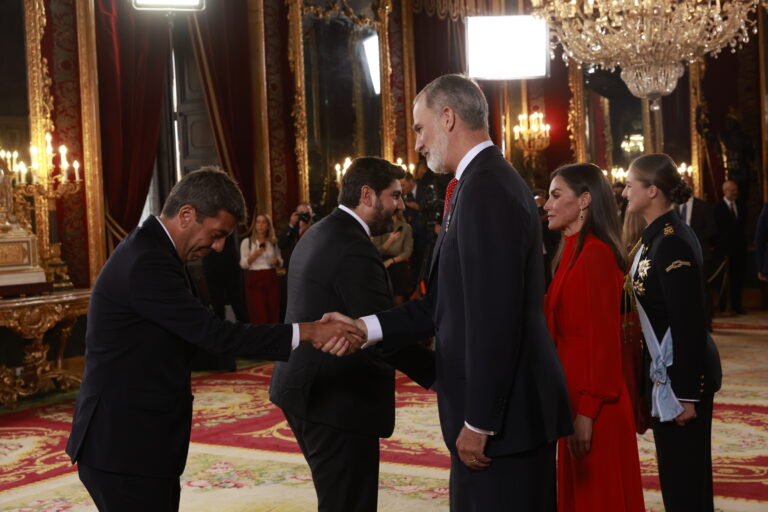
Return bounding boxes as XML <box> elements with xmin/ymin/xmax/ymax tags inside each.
<box><xmin>532</xmin><ymin>0</ymin><xmax>759</xmax><ymax>105</ymax></box>
<box><xmin>513</xmin><ymin>112</ymin><xmax>551</xmax><ymax>168</ymax></box>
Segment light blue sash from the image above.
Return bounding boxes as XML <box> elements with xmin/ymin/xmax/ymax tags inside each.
<box><xmin>631</xmin><ymin>247</ymin><xmax>684</xmax><ymax>422</ymax></box>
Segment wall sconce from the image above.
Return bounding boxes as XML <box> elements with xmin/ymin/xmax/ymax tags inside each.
<box><xmin>610</xmin><ymin>166</ymin><xmax>628</xmax><ymax>184</ymax></box>
<box><xmin>335</xmin><ymin>157</ymin><xmax>353</xmax><ymax>185</ymax></box>
<box><xmin>621</xmin><ymin>134</ymin><xmax>645</xmax><ymax>154</ymax></box>
<box><xmin>513</xmin><ymin>112</ymin><xmax>550</xmax><ymax>168</ymax></box>
<box><xmin>0</xmin><ymin>132</ymin><xmax>84</xmax><ymax>290</ymax></box>
<box><xmin>677</xmin><ymin>162</ymin><xmax>693</xmax><ymax>178</ymax></box>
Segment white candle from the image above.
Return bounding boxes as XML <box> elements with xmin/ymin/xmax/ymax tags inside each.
<box><xmin>73</xmin><ymin>160</ymin><xmax>81</xmax><ymax>182</ymax></box>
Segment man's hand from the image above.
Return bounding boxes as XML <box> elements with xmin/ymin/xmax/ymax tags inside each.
<box><xmin>320</xmin><ymin>312</ymin><xmax>368</xmax><ymax>339</ymax></box>
<box><xmin>298</xmin><ymin>320</ymin><xmax>365</xmax><ymax>356</ymax></box>
<box><xmin>675</xmin><ymin>401</ymin><xmax>697</xmax><ymax>427</ymax></box>
<box><xmin>456</xmin><ymin>426</ymin><xmax>491</xmax><ymax>470</ymax></box>
<box><xmin>567</xmin><ymin>414</ymin><xmax>593</xmax><ymax>459</ymax></box>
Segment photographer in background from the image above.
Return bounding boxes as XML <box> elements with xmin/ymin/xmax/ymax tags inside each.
<box><xmin>372</xmin><ymin>211</ymin><xmax>414</xmax><ymax>305</ymax></box>
<box><xmin>278</xmin><ymin>202</ymin><xmax>315</xmax><ymax>268</ymax></box>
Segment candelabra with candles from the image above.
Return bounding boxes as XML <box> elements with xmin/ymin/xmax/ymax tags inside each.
<box><xmin>513</xmin><ymin>112</ymin><xmax>551</xmax><ymax>169</ymax></box>
<box><xmin>609</xmin><ymin>166</ymin><xmax>629</xmax><ymax>184</ymax></box>
<box><xmin>677</xmin><ymin>162</ymin><xmax>693</xmax><ymax>179</ymax></box>
<box><xmin>5</xmin><ymin>133</ymin><xmax>83</xmax><ymax>290</ymax></box>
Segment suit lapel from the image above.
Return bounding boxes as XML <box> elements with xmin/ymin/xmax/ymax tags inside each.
<box><xmin>425</xmin><ymin>146</ymin><xmax>499</xmax><ymax>285</ymax></box>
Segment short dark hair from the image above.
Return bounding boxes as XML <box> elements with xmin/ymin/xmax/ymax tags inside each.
<box><xmin>338</xmin><ymin>157</ymin><xmax>405</xmax><ymax>208</ymax></box>
<box><xmin>414</xmin><ymin>74</ymin><xmax>489</xmax><ymax>132</ymax></box>
<box><xmin>161</xmin><ymin>166</ymin><xmax>246</xmax><ymax>223</ymax></box>
<box><xmin>402</xmin><ymin>172</ymin><xmax>414</xmax><ymax>181</ymax></box>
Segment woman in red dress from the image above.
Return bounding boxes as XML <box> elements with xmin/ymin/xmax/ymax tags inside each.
<box><xmin>543</xmin><ymin>163</ymin><xmax>645</xmax><ymax>511</ymax></box>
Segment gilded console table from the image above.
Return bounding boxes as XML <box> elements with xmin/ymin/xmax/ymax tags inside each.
<box><xmin>0</xmin><ymin>289</ymin><xmax>90</xmax><ymax>408</ymax></box>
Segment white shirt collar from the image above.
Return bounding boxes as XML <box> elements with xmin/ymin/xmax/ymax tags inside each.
<box><xmin>338</xmin><ymin>205</ymin><xmax>371</xmax><ymax>236</ymax></box>
<box><xmin>455</xmin><ymin>140</ymin><xmax>494</xmax><ymax>181</ymax></box>
<box><xmin>154</xmin><ymin>216</ymin><xmax>176</xmax><ymax>248</ymax></box>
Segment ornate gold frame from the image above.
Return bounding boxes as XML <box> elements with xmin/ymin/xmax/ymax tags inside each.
<box><xmin>76</xmin><ymin>0</ymin><xmax>106</xmax><ymax>284</ymax></box>
<box><xmin>24</xmin><ymin>0</ymin><xmax>54</xmax><ymax>269</ymax></box>
<box><xmin>21</xmin><ymin>1</ymin><xmax>105</xmax><ymax>286</ymax></box>
<box><xmin>567</xmin><ymin>62</ymin><xmax>703</xmax><ymax>193</ymax></box>
<box><xmin>287</xmin><ymin>0</ymin><xmax>395</xmax><ymax>202</ymax></box>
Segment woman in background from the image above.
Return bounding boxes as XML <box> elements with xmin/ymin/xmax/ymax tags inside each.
<box><xmin>371</xmin><ymin>211</ymin><xmax>413</xmax><ymax>304</ymax></box>
<box><xmin>240</xmin><ymin>213</ymin><xmax>282</xmax><ymax>324</ymax></box>
<box><xmin>544</xmin><ymin>163</ymin><xmax>645</xmax><ymax>511</ymax></box>
<box><xmin>623</xmin><ymin>153</ymin><xmax>721</xmax><ymax>512</ymax></box>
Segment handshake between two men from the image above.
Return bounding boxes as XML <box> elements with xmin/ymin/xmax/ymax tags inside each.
<box><xmin>301</xmin><ymin>312</ymin><xmax>367</xmax><ymax>356</ymax></box>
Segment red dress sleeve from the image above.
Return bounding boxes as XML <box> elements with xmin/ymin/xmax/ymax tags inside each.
<box><xmin>563</xmin><ymin>240</ymin><xmax>625</xmax><ymax>419</ymax></box>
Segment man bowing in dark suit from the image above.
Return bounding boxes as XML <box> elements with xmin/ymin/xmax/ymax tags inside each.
<box><xmin>270</xmin><ymin>157</ymin><xmax>434</xmax><ymax>512</ymax></box>
<box><xmin>324</xmin><ymin>75</ymin><xmax>572</xmax><ymax>510</ymax></box>
<box><xmin>66</xmin><ymin>167</ymin><xmax>362</xmax><ymax>512</ymax></box>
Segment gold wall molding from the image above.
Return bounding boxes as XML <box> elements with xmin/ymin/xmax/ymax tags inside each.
<box><xmin>689</xmin><ymin>61</ymin><xmax>705</xmax><ymax>198</ymax></box>
<box><xmin>567</xmin><ymin>62</ymin><xmax>587</xmax><ymax>162</ymax></box>
<box><xmin>76</xmin><ymin>0</ymin><xmax>106</xmax><ymax>284</ymax></box>
<box><xmin>601</xmin><ymin>96</ymin><xmax>613</xmax><ymax>169</ymax></box>
<box><xmin>401</xmin><ymin>0</ymin><xmax>418</xmax><ymax>165</ymax></box>
<box><xmin>247</xmin><ymin>0</ymin><xmax>273</xmax><ymax>218</ymax></box>
<box><xmin>286</xmin><ymin>0</ymin><xmax>395</xmax><ymax>201</ymax></box>
<box><xmin>24</xmin><ymin>0</ymin><xmax>54</xmax><ymax>270</ymax></box>
<box><xmin>413</xmin><ymin>0</ymin><xmax>488</xmax><ymax>21</ymax></box>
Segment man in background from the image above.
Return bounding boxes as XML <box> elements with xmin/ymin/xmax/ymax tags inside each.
<box><xmin>714</xmin><ymin>179</ymin><xmax>748</xmax><ymax>314</ymax></box>
<box><xmin>270</xmin><ymin>158</ymin><xmax>434</xmax><ymax>511</ymax></box>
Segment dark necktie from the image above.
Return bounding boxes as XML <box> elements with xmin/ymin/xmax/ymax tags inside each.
<box><xmin>443</xmin><ymin>178</ymin><xmax>459</xmax><ymax>217</ymax></box>
<box><xmin>729</xmin><ymin>201</ymin><xmax>737</xmax><ymax>219</ymax></box>
<box><xmin>680</xmin><ymin>203</ymin><xmax>688</xmax><ymax>225</ymax></box>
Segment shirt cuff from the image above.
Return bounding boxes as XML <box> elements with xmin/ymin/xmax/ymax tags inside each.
<box><xmin>360</xmin><ymin>315</ymin><xmax>383</xmax><ymax>349</ymax></box>
<box><xmin>678</xmin><ymin>399</ymin><xmax>700</xmax><ymax>403</ymax></box>
<box><xmin>291</xmin><ymin>324</ymin><xmax>300</xmax><ymax>350</ymax></box>
<box><xmin>465</xmin><ymin>421</ymin><xmax>495</xmax><ymax>436</ymax></box>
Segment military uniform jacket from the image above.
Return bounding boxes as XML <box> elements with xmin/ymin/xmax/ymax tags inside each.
<box><xmin>631</xmin><ymin>211</ymin><xmax>721</xmax><ymax>401</ymax></box>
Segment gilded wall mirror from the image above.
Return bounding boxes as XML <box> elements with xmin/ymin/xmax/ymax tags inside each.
<box><xmin>0</xmin><ymin>0</ymin><xmax>105</xmax><ymax>286</ymax></box>
<box><xmin>288</xmin><ymin>0</ymin><xmax>395</xmax><ymax>214</ymax></box>
<box><xmin>569</xmin><ymin>62</ymin><xmax>702</xmax><ymax>196</ymax></box>
<box><xmin>0</xmin><ymin>2</ymin><xmax>33</xmax><ymax>163</ymax></box>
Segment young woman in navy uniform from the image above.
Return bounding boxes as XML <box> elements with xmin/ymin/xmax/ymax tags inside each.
<box><xmin>623</xmin><ymin>154</ymin><xmax>721</xmax><ymax>512</ymax></box>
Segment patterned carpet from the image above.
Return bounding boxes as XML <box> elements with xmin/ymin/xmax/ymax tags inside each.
<box><xmin>0</xmin><ymin>319</ymin><xmax>766</xmax><ymax>511</ymax></box>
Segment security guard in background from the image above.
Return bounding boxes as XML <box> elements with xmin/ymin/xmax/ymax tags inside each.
<box><xmin>623</xmin><ymin>153</ymin><xmax>721</xmax><ymax>512</ymax></box>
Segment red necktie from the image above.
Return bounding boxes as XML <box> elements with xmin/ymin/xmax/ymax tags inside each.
<box><xmin>443</xmin><ymin>178</ymin><xmax>459</xmax><ymax>217</ymax></box>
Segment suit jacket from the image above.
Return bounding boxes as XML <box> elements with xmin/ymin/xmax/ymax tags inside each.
<box><xmin>757</xmin><ymin>203</ymin><xmax>768</xmax><ymax>274</ymax></box>
<box><xmin>376</xmin><ymin>146</ymin><xmax>572</xmax><ymax>456</ymax></box>
<box><xmin>714</xmin><ymin>199</ymin><xmax>747</xmax><ymax>259</ymax></box>
<box><xmin>66</xmin><ymin>216</ymin><xmax>293</xmax><ymax>478</ymax></box>
<box><xmin>269</xmin><ymin>209</ymin><xmax>434</xmax><ymax>438</ymax></box>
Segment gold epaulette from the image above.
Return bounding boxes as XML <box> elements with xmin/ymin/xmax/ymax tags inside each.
<box><xmin>666</xmin><ymin>260</ymin><xmax>692</xmax><ymax>272</ymax></box>
<box><xmin>663</xmin><ymin>224</ymin><xmax>675</xmax><ymax>236</ymax></box>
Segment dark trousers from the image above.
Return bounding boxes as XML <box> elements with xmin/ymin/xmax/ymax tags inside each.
<box><xmin>449</xmin><ymin>441</ymin><xmax>556</xmax><ymax>512</ymax></box>
<box><xmin>284</xmin><ymin>410</ymin><xmax>380</xmax><ymax>512</ymax></box>
<box><xmin>721</xmin><ymin>253</ymin><xmax>745</xmax><ymax>312</ymax></box>
<box><xmin>78</xmin><ymin>463</ymin><xmax>180</xmax><ymax>512</ymax></box>
<box><xmin>652</xmin><ymin>395</ymin><xmax>715</xmax><ymax>512</ymax></box>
